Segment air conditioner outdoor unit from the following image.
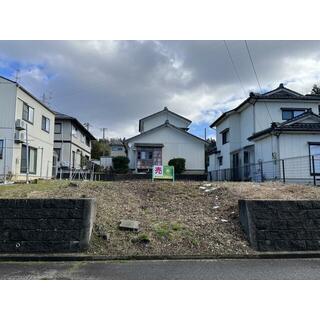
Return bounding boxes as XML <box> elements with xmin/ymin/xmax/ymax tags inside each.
<box><xmin>14</xmin><ymin>131</ymin><xmax>26</xmax><ymax>143</ymax></box>
<box><xmin>15</xmin><ymin>119</ymin><xmax>26</xmax><ymax>130</ymax></box>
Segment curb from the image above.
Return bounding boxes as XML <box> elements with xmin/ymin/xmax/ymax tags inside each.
<box><xmin>0</xmin><ymin>252</ymin><xmax>320</xmax><ymax>262</ymax></box>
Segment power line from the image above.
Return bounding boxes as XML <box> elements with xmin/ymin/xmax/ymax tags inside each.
<box><xmin>244</xmin><ymin>40</ymin><xmax>273</xmax><ymax>123</ymax></box>
<box><xmin>222</xmin><ymin>40</ymin><xmax>264</xmax><ymax>132</ymax></box>
<box><xmin>223</xmin><ymin>40</ymin><xmax>247</xmax><ymax>98</ymax></box>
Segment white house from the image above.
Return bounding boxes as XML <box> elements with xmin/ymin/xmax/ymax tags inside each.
<box><xmin>0</xmin><ymin>75</ymin><xmax>55</xmax><ymax>181</ymax></box>
<box><xmin>208</xmin><ymin>83</ymin><xmax>320</xmax><ymax>183</ymax></box>
<box><xmin>109</xmin><ymin>139</ymin><xmax>126</xmax><ymax>157</ymax></box>
<box><xmin>126</xmin><ymin>107</ymin><xmax>207</xmax><ymax>173</ymax></box>
<box><xmin>53</xmin><ymin>112</ymin><xmax>96</xmax><ymax>174</ymax></box>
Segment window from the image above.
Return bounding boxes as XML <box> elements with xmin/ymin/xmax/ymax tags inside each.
<box><xmin>54</xmin><ymin>148</ymin><xmax>61</xmax><ymax>161</ymax></box>
<box><xmin>54</xmin><ymin>123</ymin><xmax>62</xmax><ymax>134</ymax></box>
<box><xmin>221</xmin><ymin>129</ymin><xmax>229</xmax><ymax>145</ymax></box>
<box><xmin>318</xmin><ymin>105</ymin><xmax>320</xmax><ymax>115</ymax></box>
<box><xmin>111</xmin><ymin>146</ymin><xmax>123</xmax><ymax>151</ymax></box>
<box><xmin>281</xmin><ymin>108</ymin><xmax>306</xmax><ymax>120</ymax></box>
<box><xmin>0</xmin><ymin>140</ymin><xmax>3</xmax><ymax>159</ymax></box>
<box><xmin>20</xmin><ymin>145</ymin><xmax>37</xmax><ymax>174</ymax></box>
<box><xmin>41</xmin><ymin>116</ymin><xmax>50</xmax><ymax>133</ymax></box>
<box><xmin>85</xmin><ymin>137</ymin><xmax>90</xmax><ymax>147</ymax></box>
<box><xmin>137</xmin><ymin>150</ymin><xmax>153</xmax><ymax>160</ymax></box>
<box><xmin>22</xmin><ymin>103</ymin><xmax>34</xmax><ymax>124</ymax></box>
<box><xmin>218</xmin><ymin>156</ymin><xmax>223</xmax><ymax>166</ymax></box>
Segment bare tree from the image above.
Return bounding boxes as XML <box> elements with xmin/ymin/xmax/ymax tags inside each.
<box><xmin>120</xmin><ymin>138</ymin><xmax>128</xmax><ymax>157</ymax></box>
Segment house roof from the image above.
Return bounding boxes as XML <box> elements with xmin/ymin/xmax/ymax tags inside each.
<box><xmin>126</xmin><ymin>120</ymin><xmax>208</xmax><ymax>145</ymax></box>
<box><xmin>138</xmin><ymin>107</ymin><xmax>192</xmax><ymax>132</ymax></box>
<box><xmin>134</xmin><ymin>143</ymin><xmax>164</xmax><ymax>147</ymax></box>
<box><xmin>210</xmin><ymin>83</ymin><xmax>320</xmax><ymax>128</ymax></box>
<box><xmin>109</xmin><ymin>139</ymin><xmax>123</xmax><ymax>146</ymax></box>
<box><xmin>0</xmin><ymin>75</ymin><xmax>55</xmax><ymax>115</ymax></box>
<box><xmin>54</xmin><ymin>111</ymin><xmax>96</xmax><ymax>141</ymax></box>
<box><xmin>248</xmin><ymin>110</ymin><xmax>320</xmax><ymax>141</ymax></box>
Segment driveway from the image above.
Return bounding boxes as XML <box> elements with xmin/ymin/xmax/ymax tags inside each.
<box><xmin>1</xmin><ymin>258</ymin><xmax>320</xmax><ymax>279</ymax></box>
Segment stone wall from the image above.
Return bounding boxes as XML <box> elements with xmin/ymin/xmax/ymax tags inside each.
<box><xmin>0</xmin><ymin>198</ymin><xmax>96</xmax><ymax>253</ymax></box>
<box><xmin>239</xmin><ymin>200</ymin><xmax>320</xmax><ymax>251</ymax></box>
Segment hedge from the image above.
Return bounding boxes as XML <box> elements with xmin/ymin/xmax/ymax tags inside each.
<box><xmin>168</xmin><ymin>158</ymin><xmax>186</xmax><ymax>174</ymax></box>
<box><xmin>112</xmin><ymin>156</ymin><xmax>130</xmax><ymax>173</ymax></box>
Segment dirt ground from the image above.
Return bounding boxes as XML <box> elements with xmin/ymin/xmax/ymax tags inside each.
<box><xmin>1</xmin><ymin>180</ymin><xmax>320</xmax><ymax>256</ymax></box>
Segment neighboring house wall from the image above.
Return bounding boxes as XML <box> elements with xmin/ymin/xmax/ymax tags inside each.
<box><xmin>110</xmin><ymin>145</ymin><xmax>126</xmax><ymax>157</ymax></box>
<box><xmin>13</xmin><ymin>87</ymin><xmax>55</xmax><ymax>179</ymax></box>
<box><xmin>0</xmin><ymin>79</ymin><xmax>55</xmax><ymax>181</ymax></box>
<box><xmin>215</xmin><ymin>118</ymin><xmax>231</xmax><ymax>169</ymax></box>
<box><xmin>254</xmin><ymin>100</ymin><xmax>320</xmax><ymax>132</ymax></box>
<box><xmin>211</xmin><ymin>100</ymin><xmax>320</xmax><ymax>173</ymax></box>
<box><xmin>0</xmin><ymin>80</ymin><xmax>16</xmax><ymax>179</ymax></box>
<box><xmin>54</xmin><ymin>119</ymin><xmax>92</xmax><ymax>170</ymax></box>
<box><xmin>128</xmin><ymin>126</ymin><xmax>205</xmax><ymax>171</ymax></box>
<box><xmin>142</xmin><ymin>112</ymin><xmax>190</xmax><ymax>132</ymax></box>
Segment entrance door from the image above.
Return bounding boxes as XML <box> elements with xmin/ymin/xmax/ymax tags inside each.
<box><xmin>309</xmin><ymin>144</ymin><xmax>320</xmax><ymax>174</ymax></box>
<box><xmin>243</xmin><ymin>151</ymin><xmax>250</xmax><ymax>180</ymax></box>
<box><xmin>232</xmin><ymin>153</ymin><xmax>240</xmax><ymax>181</ymax></box>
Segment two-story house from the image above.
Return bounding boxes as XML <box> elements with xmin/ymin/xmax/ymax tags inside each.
<box><xmin>0</xmin><ymin>75</ymin><xmax>55</xmax><ymax>181</ymax></box>
<box><xmin>53</xmin><ymin>112</ymin><xmax>96</xmax><ymax>174</ymax></box>
<box><xmin>126</xmin><ymin>107</ymin><xmax>208</xmax><ymax>173</ymax></box>
<box><xmin>208</xmin><ymin>83</ymin><xmax>320</xmax><ymax>182</ymax></box>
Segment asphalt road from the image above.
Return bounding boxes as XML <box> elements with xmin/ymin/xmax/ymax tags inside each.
<box><xmin>1</xmin><ymin>258</ymin><xmax>320</xmax><ymax>279</ymax></box>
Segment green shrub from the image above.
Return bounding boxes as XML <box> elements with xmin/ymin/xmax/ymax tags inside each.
<box><xmin>168</xmin><ymin>158</ymin><xmax>186</xmax><ymax>174</ymax></box>
<box><xmin>112</xmin><ymin>156</ymin><xmax>130</xmax><ymax>173</ymax></box>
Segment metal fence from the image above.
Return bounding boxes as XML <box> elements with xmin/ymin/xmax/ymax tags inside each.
<box><xmin>208</xmin><ymin>154</ymin><xmax>320</xmax><ymax>186</ymax></box>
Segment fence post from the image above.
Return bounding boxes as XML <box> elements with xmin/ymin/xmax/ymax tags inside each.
<box><xmin>281</xmin><ymin>159</ymin><xmax>285</xmax><ymax>184</ymax></box>
<box><xmin>312</xmin><ymin>155</ymin><xmax>316</xmax><ymax>186</ymax></box>
<box><xmin>259</xmin><ymin>161</ymin><xmax>263</xmax><ymax>182</ymax></box>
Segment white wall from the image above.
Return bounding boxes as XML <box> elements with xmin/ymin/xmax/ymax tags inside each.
<box><xmin>240</xmin><ymin>105</ymin><xmax>254</xmax><ymax>147</ymax></box>
<box><xmin>0</xmin><ymin>80</ymin><xmax>16</xmax><ymax>179</ymax></box>
<box><xmin>54</xmin><ymin>119</ymin><xmax>92</xmax><ymax>169</ymax></box>
<box><xmin>110</xmin><ymin>146</ymin><xmax>126</xmax><ymax>157</ymax></box>
<box><xmin>254</xmin><ymin>100</ymin><xmax>320</xmax><ymax>132</ymax></box>
<box><xmin>142</xmin><ymin>111</ymin><xmax>190</xmax><ymax>132</ymax></box>
<box><xmin>278</xmin><ymin>133</ymin><xmax>320</xmax><ymax>182</ymax></box>
<box><xmin>13</xmin><ymin>87</ymin><xmax>55</xmax><ymax>180</ymax></box>
<box><xmin>215</xmin><ymin>118</ymin><xmax>231</xmax><ymax>169</ymax></box>
<box><xmin>128</xmin><ymin>126</ymin><xmax>206</xmax><ymax>171</ymax></box>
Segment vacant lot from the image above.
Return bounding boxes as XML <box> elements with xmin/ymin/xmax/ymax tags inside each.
<box><xmin>1</xmin><ymin>180</ymin><xmax>320</xmax><ymax>256</ymax></box>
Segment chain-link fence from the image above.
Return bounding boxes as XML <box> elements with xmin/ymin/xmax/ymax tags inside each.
<box><xmin>208</xmin><ymin>154</ymin><xmax>320</xmax><ymax>186</ymax></box>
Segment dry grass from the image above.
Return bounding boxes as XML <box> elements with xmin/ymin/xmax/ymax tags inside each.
<box><xmin>1</xmin><ymin>180</ymin><xmax>320</xmax><ymax>256</ymax></box>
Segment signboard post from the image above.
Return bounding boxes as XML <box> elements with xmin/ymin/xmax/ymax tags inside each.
<box><xmin>152</xmin><ymin>165</ymin><xmax>175</xmax><ymax>182</ymax></box>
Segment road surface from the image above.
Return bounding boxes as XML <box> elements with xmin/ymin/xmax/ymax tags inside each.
<box><xmin>1</xmin><ymin>258</ymin><xmax>320</xmax><ymax>279</ymax></box>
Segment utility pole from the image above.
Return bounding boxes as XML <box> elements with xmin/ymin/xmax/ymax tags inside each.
<box><xmin>26</xmin><ymin>123</ymin><xmax>29</xmax><ymax>184</ymax></box>
<box><xmin>3</xmin><ymin>139</ymin><xmax>6</xmax><ymax>184</ymax></box>
<box><xmin>101</xmin><ymin>127</ymin><xmax>108</xmax><ymax>140</ymax></box>
<box><xmin>204</xmin><ymin>128</ymin><xmax>207</xmax><ymax>140</ymax></box>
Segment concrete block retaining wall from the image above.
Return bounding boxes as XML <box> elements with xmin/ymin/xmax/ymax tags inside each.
<box><xmin>0</xmin><ymin>198</ymin><xmax>96</xmax><ymax>253</ymax></box>
<box><xmin>239</xmin><ymin>200</ymin><xmax>320</xmax><ymax>251</ymax></box>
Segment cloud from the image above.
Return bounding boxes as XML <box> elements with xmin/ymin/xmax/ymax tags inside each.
<box><xmin>0</xmin><ymin>40</ymin><xmax>320</xmax><ymax>139</ymax></box>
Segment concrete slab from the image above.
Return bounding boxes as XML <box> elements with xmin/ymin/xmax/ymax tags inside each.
<box><xmin>119</xmin><ymin>220</ymin><xmax>140</xmax><ymax>232</ymax></box>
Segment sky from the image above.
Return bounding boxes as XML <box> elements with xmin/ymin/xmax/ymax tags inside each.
<box><xmin>1</xmin><ymin>40</ymin><xmax>320</xmax><ymax>140</ymax></box>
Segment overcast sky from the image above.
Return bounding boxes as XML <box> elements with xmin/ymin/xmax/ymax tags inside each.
<box><xmin>1</xmin><ymin>40</ymin><xmax>320</xmax><ymax>140</ymax></box>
